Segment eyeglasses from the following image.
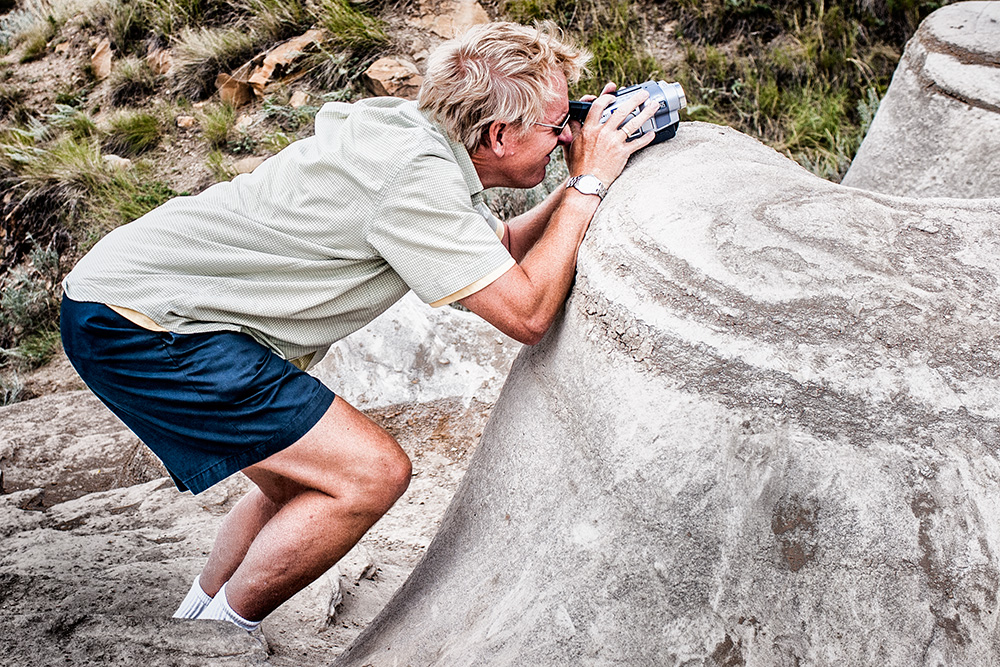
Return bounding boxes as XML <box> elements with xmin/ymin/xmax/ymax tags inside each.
<box><xmin>532</xmin><ymin>111</ymin><xmax>571</xmax><ymax>133</ymax></box>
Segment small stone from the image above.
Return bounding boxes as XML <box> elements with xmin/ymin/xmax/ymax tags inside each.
<box><xmin>233</xmin><ymin>156</ymin><xmax>266</xmax><ymax>174</ymax></box>
<box><xmin>234</xmin><ymin>114</ymin><xmax>255</xmax><ymax>132</ymax></box>
<box><xmin>175</xmin><ymin>115</ymin><xmax>196</xmax><ymax>128</ymax></box>
<box><xmin>365</xmin><ymin>57</ymin><xmax>423</xmax><ymax>100</ymax></box>
<box><xmin>146</xmin><ymin>48</ymin><xmax>173</xmax><ymax>76</ymax></box>
<box><xmin>102</xmin><ymin>154</ymin><xmax>132</xmax><ymax>170</ymax></box>
<box><xmin>215</xmin><ymin>73</ymin><xmax>253</xmax><ymax>107</ymax></box>
<box><xmin>91</xmin><ymin>37</ymin><xmax>112</xmax><ymax>80</ymax></box>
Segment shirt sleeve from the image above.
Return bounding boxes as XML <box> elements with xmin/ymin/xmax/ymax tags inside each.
<box><xmin>367</xmin><ymin>152</ymin><xmax>515</xmax><ymax>306</ymax></box>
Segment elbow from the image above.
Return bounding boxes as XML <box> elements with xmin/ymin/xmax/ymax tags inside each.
<box><xmin>516</xmin><ymin>317</ymin><xmax>550</xmax><ymax>346</ymax></box>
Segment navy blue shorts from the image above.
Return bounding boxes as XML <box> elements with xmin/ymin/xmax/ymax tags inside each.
<box><xmin>60</xmin><ymin>296</ymin><xmax>336</xmax><ymax>494</ymax></box>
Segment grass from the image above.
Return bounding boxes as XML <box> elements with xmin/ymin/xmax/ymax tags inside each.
<box><xmin>206</xmin><ymin>149</ymin><xmax>237</xmax><ymax>181</ymax></box>
<box><xmin>0</xmin><ymin>84</ymin><xmax>28</xmax><ymax>122</ymax></box>
<box><xmin>18</xmin><ymin>15</ymin><xmax>57</xmax><ymax>62</ymax></box>
<box><xmin>87</xmin><ymin>165</ymin><xmax>182</xmax><ymax>238</ymax></box>
<box><xmin>89</xmin><ymin>0</ymin><xmax>388</xmax><ymax>102</ymax></box>
<box><xmin>0</xmin><ymin>117</ymin><xmax>181</xmax><ymax>385</ymax></box>
<box><xmin>103</xmin><ymin>110</ymin><xmax>163</xmax><ymax>156</ymax></box>
<box><xmin>198</xmin><ymin>100</ymin><xmax>238</xmax><ymax>147</ymax></box>
<box><xmin>108</xmin><ymin>56</ymin><xmax>160</xmax><ymax>106</ymax></box>
<box><xmin>669</xmin><ymin>0</ymin><xmax>907</xmax><ymax>180</ymax></box>
<box><xmin>316</xmin><ymin>0</ymin><xmax>388</xmax><ymax>52</ymax></box>
<box><xmin>171</xmin><ymin>25</ymin><xmax>260</xmax><ymax>100</ymax></box>
<box><xmin>503</xmin><ymin>0</ymin><xmax>661</xmax><ymax>94</ymax></box>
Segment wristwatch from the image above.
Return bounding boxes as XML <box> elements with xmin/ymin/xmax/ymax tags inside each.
<box><xmin>566</xmin><ymin>174</ymin><xmax>608</xmax><ymax>200</ymax></box>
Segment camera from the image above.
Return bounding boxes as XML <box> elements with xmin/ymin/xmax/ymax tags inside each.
<box><xmin>569</xmin><ymin>80</ymin><xmax>686</xmax><ymax>145</ymax></box>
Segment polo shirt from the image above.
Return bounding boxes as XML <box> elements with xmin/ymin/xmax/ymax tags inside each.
<box><xmin>63</xmin><ymin>98</ymin><xmax>516</xmax><ymax>367</ymax></box>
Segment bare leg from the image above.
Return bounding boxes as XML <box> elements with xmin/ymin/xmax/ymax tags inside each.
<box><xmin>198</xmin><ymin>488</ymin><xmax>280</xmax><ymax>597</ymax></box>
<box><xmin>198</xmin><ymin>396</ymin><xmax>411</xmax><ymax>621</ymax></box>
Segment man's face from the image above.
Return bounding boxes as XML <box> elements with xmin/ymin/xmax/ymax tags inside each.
<box><xmin>495</xmin><ymin>71</ymin><xmax>573</xmax><ymax>189</ymax></box>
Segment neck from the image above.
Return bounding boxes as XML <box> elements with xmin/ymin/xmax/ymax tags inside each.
<box><xmin>471</xmin><ymin>145</ymin><xmax>504</xmax><ymax>190</ymax></box>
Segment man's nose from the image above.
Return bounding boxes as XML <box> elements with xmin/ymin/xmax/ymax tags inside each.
<box><xmin>558</xmin><ymin>124</ymin><xmax>574</xmax><ymax>145</ymax></box>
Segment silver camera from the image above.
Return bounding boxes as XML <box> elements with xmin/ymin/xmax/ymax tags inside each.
<box><xmin>569</xmin><ymin>80</ymin><xmax>687</xmax><ymax>145</ymax></box>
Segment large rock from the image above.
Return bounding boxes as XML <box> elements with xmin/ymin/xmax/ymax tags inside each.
<box><xmin>312</xmin><ymin>292</ymin><xmax>519</xmax><ymax>412</ymax></box>
<box><xmin>843</xmin><ymin>1</ymin><xmax>1000</xmax><ymax>197</ymax></box>
<box><xmin>333</xmin><ymin>122</ymin><xmax>1000</xmax><ymax>666</ymax></box>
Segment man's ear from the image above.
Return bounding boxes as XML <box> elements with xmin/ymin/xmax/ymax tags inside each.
<box><xmin>486</xmin><ymin>121</ymin><xmax>507</xmax><ymax>157</ymax></box>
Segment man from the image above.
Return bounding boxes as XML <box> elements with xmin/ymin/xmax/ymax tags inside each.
<box><xmin>59</xmin><ymin>21</ymin><xmax>658</xmax><ymax>630</ymax></box>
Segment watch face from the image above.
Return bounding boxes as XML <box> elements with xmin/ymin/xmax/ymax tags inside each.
<box><xmin>576</xmin><ymin>176</ymin><xmax>600</xmax><ymax>194</ymax></box>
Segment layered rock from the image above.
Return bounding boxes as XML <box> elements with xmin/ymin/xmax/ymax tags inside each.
<box><xmin>843</xmin><ymin>1</ymin><xmax>1000</xmax><ymax>197</ymax></box>
<box><xmin>334</xmin><ymin>122</ymin><xmax>1000</xmax><ymax>666</ymax></box>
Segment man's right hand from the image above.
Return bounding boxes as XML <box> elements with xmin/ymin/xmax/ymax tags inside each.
<box><xmin>565</xmin><ymin>81</ymin><xmax>660</xmax><ymax>187</ymax></box>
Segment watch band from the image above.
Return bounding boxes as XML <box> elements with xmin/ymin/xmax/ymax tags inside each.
<box><xmin>566</xmin><ymin>174</ymin><xmax>608</xmax><ymax>200</ymax></box>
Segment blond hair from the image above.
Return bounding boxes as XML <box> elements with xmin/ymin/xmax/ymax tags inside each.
<box><xmin>418</xmin><ymin>21</ymin><xmax>590</xmax><ymax>152</ymax></box>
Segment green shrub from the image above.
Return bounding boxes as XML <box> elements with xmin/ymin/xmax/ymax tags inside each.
<box><xmin>171</xmin><ymin>26</ymin><xmax>260</xmax><ymax>100</ymax></box>
<box><xmin>198</xmin><ymin>101</ymin><xmax>237</xmax><ymax>148</ymax></box>
<box><xmin>0</xmin><ymin>244</ymin><xmax>64</xmax><ymax>394</ymax></box>
<box><xmin>46</xmin><ymin>103</ymin><xmax>99</xmax><ymax>140</ymax></box>
<box><xmin>108</xmin><ymin>56</ymin><xmax>160</xmax><ymax>106</ymax></box>
<box><xmin>316</xmin><ymin>0</ymin><xmax>388</xmax><ymax>52</ymax></box>
<box><xmin>0</xmin><ymin>245</ymin><xmax>62</xmax><ymax>339</ymax></box>
<box><xmin>262</xmin><ymin>96</ymin><xmax>319</xmax><ymax>131</ymax></box>
<box><xmin>103</xmin><ymin>110</ymin><xmax>163</xmax><ymax>157</ymax></box>
<box><xmin>18</xmin><ymin>15</ymin><xmax>57</xmax><ymax>63</ymax></box>
<box><xmin>262</xmin><ymin>129</ymin><xmax>293</xmax><ymax>153</ymax></box>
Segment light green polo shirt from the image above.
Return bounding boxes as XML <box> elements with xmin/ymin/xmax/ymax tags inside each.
<box><xmin>63</xmin><ymin>98</ymin><xmax>515</xmax><ymax>366</ymax></box>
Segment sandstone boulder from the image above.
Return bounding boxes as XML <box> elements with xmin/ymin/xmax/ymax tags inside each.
<box><xmin>313</xmin><ymin>292</ymin><xmax>519</xmax><ymax>412</ymax></box>
<box><xmin>334</xmin><ymin>122</ymin><xmax>1000</xmax><ymax>666</ymax></box>
<box><xmin>843</xmin><ymin>1</ymin><xmax>1000</xmax><ymax>197</ymax></box>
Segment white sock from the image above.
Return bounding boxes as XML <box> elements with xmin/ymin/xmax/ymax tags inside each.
<box><xmin>196</xmin><ymin>582</ymin><xmax>261</xmax><ymax>632</ymax></box>
<box><xmin>172</xmin><ymin>574</ymin><xmax>213</xmax><ymax>619</ymax></box>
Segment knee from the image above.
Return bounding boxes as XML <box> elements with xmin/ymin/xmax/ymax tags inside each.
<box><xmin>341</xmin><ymin>439</ymin><xmax>411</xmax><ymax>518</ymax></box>
<box><xmin>369</xmin><ymin>444</ymin><xmax>412</xmax><ymax>512</ymax></box>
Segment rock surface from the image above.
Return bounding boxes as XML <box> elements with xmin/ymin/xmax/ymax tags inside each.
<box><xmin>334</xmin><ymin>122</ymin><xmax>1000</xmax><ymax>666</ymax></box>
<box><xmin>843</xmin><ymin>1</ymin><xmax>1000</xmax><ymax>197</ymax></box>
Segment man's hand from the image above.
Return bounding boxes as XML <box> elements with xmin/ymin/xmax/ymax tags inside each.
<box><xmin>565</xmin><ymin>81</ymin><xmax>660</xmax><ymax>186</ymax></box>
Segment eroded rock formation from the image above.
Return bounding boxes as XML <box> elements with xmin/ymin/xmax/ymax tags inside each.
<box><xmin>334</xmin><ymin>121</ymin><xmax>1000</xmax><ymax>666</ymax></box>
<box><xmin>843</xmin><ymin>1</ymin><xmax>1000</xmax><ymax>197</ymax></box>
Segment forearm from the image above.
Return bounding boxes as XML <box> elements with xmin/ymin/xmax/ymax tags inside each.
<box><xmin>519</xmin><ymin>190</ymin><xmax>601</xmax><ymax>333</ymax></box>
<box><xmin>462</xmin><ymin>189</ymin><xmax>600</xmax><ymax>344</ymax></box>
<box><xmin>503</xmin><ymin>183</ymin><xmax>568</xmax><ymax>262</ymax></box>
